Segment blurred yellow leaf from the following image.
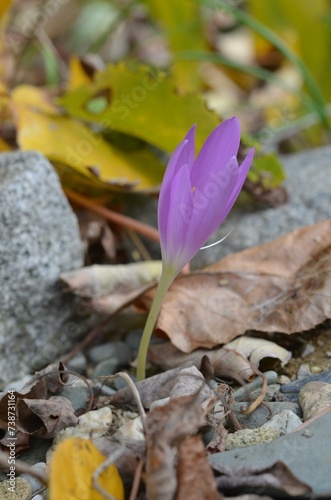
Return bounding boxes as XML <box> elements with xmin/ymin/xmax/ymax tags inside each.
<box><xmin>59</xmin><ymin>63</ymin><xmax>220</xmax><ymax>153</ymax></box>
<box><xmin>0</xmin><ymin>0</ymin><xmax>11</xmax><ymax>17</ymax></box>
<box><xmin>68</xmin><ymin>56</ymin><xmax>93</xmax><ymax>90</ymax></box>
<box><xmin>248</xmin><ymin>0</ymin><xmax>331</xmax><ymax>100</ymax></box>
<box><xmin>12</xmin><ymin>85</ymin><xmax>166</xmax><ymax>193</ymax></box>
<box><xmin>141</xmin><ymin>0</ymin><xmax>205</xmax><ymax>92</ymax></box>
<box><xmin>0</xmin><ymin>137</ymin><xmax>12</xmax><ymax>151</ymax></box>
<box><xmin>49</xmin><ymin>437</ymin><xmax>124</xmax><ymax>500</ymax></box>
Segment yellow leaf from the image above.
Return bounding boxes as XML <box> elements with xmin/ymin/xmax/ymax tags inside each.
<box><xmin>0</xmin><ymin>136</ymin><xmax>12</xmax><ymax>151</ymax></box>
<box><xmin>68</xmin><ymin>56</ymin><xmax>93</xmax><ymax>90</ymax></box>
<box><xmin>12</xmin><ymin>85</ymin><xmax>166</xmax><ymax>193</ymax></box>
<box><xmin>59</xmin><ymin>63</ymin><xmax>220</xmax><ymax>153</ymax></box>
<box><xmin>141</xmin><ymin>0</ymin><xmax>205</xmax><ymax>92</ymax></box>
<box><xmin>248</xmin><ymin>0</ymin><xmax>331</xmax><ymax>100</ymax></box>
<box><xmin>49</xmin><ymin>437</ymin><xmax>124</xmax><ymax>500</ymax></box>
<box><xmin>0</xmin><ymin>0</ymin><xmax>11</xmax><ymax>17</ymax></box>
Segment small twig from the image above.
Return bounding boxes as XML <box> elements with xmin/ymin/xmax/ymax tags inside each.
<box><xmin>129</xmin><ymin>456</ymin><xmax>144</xmax><ymax>500</ymax></box>
<box><xmin>126</xmin><ymin>228</ymin><xmax>152</xmax><ymax>261</ymax></box>
<box><xmin>91</xmin><ymin>370</ymin><xmax>146</xmax><ymax>500</ymax></box>
<box><xmin>0</xmin><ymin>453</ymin><xmax>48</xmax><ymax>485</ymax></box>
<box><xmin>65</xmin><ymin>189</ymin><xmax>160</xmax><ymax>243</ymax></box>
<box><xmin>241</xmin><ymin>369</ymin><xmax>267</xmax><ymax>415</ymax></box>
<box><xmin>27</xmin><ymin>485</ymin><xmax>47</xmax><ymax>500</ymax></box>
<box><xmin>92</xmin><ymin>448</ymin><xmax>125</xmax><ymax>500</ymax></box>
<box><xmin>99</xmin><ymin>372</ymin><xmax>146</xmax><ymax>429</ymax></box>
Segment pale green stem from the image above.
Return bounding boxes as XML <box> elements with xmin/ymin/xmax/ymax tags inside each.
<box><xmin>136</xmin><ymin>265</ymin><xmax>176</xmax><ymax>380</ymax></box>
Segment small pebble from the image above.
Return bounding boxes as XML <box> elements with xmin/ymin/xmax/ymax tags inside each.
<box><xmin>226</xmin><ymin>410</ymin><xmax>302</xmax><ymax>450</ymax></box>
<box><xmin>301</xmin><ymin>344</ymin><xmax>315</xmax><ymax>358</ymax></box>
<box><xmin>59</xmin><ymin>378</ymin><xmax>90</xmax><ymax>412</ymax></box>
<box><xmin>235</xmin><ymin>401</ymin><xmax>302</xmax><ymax>428</ymax></box>
<box><xmin>278</xmin><ymin>375</ymin><xmax>291</xmax><ymax>385</ymax></box>
<box><xmin>311</xmin><ymin>365</ymin><xmax>322</xmax><ymax>374</ymax></box>
<box><xmin>234</xmin><ymin>370</ymin><xmax>278</xmax><ymax>400</ymax></box>
<box><xmin>53</xmin><ymin>407</ymin><xmax>112</xmax><ymax>446</ymax></box>
<box><xmin>66</xmin><ymin>353</ymin><xmax>87</xmax><ymax>373</ymax></box>
<box><xmin>250</xmin><ymin>384</ymin><xmax>280</xmax><ymax>402</ymax></box>
<box><xmin>21</xmin><ymin>462</ymin><xmax>46</xmax><ymax>495</ymax></box>
<box><xmin>326</xmin><ymin>351</ymin><xmax>331</xmax><ymax>358</ymax></box>
<box><xmin>299</xmin><ymin>381</ymin><xmax>331</xmax><ymax>421</ymax></box>
<box><xmin>280</xmin><ymin>370</ymin><xmax>331</xmax><ymax>403</ymax></box>
<box><xmin>92</xmin><ymin>359</ymin><xmax>120</xmax><ymax>378</ymax></box>
<box><xmin>87</xmin><ymin>341</ymin><xmax>132</xmax><ymax>365</ymax></box>
<box><xmin>297</xmin><ymin>364</ymin><xmax>312</xmax><ymax>379</ymax></box>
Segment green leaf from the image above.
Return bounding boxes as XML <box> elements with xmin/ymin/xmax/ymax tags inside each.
<box><xmin>249</xmin><ymin>153</ymin><xmax>286</xmax><ymax>189</ymax></box>
<box><xmin>58</xmin><ymin>63</ymin><xmax>220</xmax><ymax>153</ymax></box>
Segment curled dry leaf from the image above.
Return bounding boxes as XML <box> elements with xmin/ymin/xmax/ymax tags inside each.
<box><xmin>145</xmin><ymin>394</ymin><xmax>206</xmax><ymax>500</ymax></box>
<box><xmin>140</xmin><ymin>219</ymin><xmax>331</xmax><ymax>352</ymax></box>
<box><xmin>148</xmin><ymin>339</ymin><xmax>290</xmax><ymax>382</ymax></box>
<box><xmin>208</xmin><ymin>337</ymin><xmax>291</xmax><ymax>382</ymax></box>
<box><xmin>0</xmin><ymin>378</ymin><xmax>47</xmax><ymax>429</ymax></box>
<box><xmin>107</xmin><ymin>366</ymin><xmax>207</xmax><ymax>409</ymax></box>
<box><xmin>61</xmin><ymin>261</ymin><xmax>162</xmax><ymax>314</ymax></box>
<box><xmin>212</xmin><ymin>461</ymin><xmax>311</xmax><ymax>498</ymax></box>
<box><xmin>16</xmin><ymin>396</ymin><xmax>78</xmax><ymax>438</ymax></box>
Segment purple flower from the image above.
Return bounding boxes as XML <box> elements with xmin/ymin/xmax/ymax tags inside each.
<box><xmin>158</xmin><ymin>116</ymin><xmax>254</xmax><ymax>275</ymax></box>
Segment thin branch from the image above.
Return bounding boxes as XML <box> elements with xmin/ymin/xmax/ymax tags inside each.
<box><xmin>64</xmin><ymin>189</ymin><xmax>160</xmax><ymax>243</ymax></box>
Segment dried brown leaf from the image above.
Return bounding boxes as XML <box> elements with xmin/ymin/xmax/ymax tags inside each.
<box><xmin>176</xmin><ymin>435</ymin><xmax>222</xmax><ymax>500</ymax></box>
<box><xmin>141</xmin><ymin>220</ymin><xmax>331</xmax><ymax>352</ymax></box>
<box><xmin>145</xmin><ymin>395</ymin><xmax>206</xmax><ymax>500</ymax></box>
<box><xmin>16</xmin><ymin>396</ymin><xmax>78</xmax><ymax>438</ymax></box>
<box><xmin>213</xmin><ymin>461</ymin><xmax>311</xmax><ymax>497</ymax></box>
<box><xmin>148</xmin><ymin>340</ymin><xmax>290</xmax><ymax>382</ymax></box>
<box><xmin>0</xmin><ymin>378</ymin><xmax>47</xmax><ymax>429</ymax></box>
<box><xmin>107</xmin><ymin>366</ymin><xmax>207</xmax><ymax>409</ymax></box>
<box><xmin>61</xmin><ymin>261</ymin><xmax>162</xmax><ymax>314</ymax></box>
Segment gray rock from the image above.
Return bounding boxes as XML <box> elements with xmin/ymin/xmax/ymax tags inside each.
<box><xmin>299</xmin><ymin>381</ymin><xmax>331</xmax><ymax>421</ymax></box>
<box><xmin>226</xmin><ymin>410</ymin><xmax>302</xmax><ymax>450</ymax></box>
<box><xmin>87</xmin><ymin>340</ymin><xmax>132</xmax><ymax>365</ymax></box>
<box><xmin>21</xmin><ymin>462</ymin><xmax>46</xmax><ymax>495</ymax></box>
<box><xmin>59</xmin><ymin>378</ymin><xmax>90</xmax><ymax>412</ymax></box>
<box><xmin>0</xmin><ymin>151</ymin><xmax>87</xmax><ymax>387</ymax></box>
<box><xmin>280</xmin><ymin>370</ymin><xmax>331</xmax><ymax>402</ymax></box>
<box><xmin>234</xmin><ymin>370</ymin><xmax>278</xmax><ymax>400</ymax></box>
<box><xmin>66</xmin><ymin>352</ymin><xmax>87</xmax><ymax>374</ymax></box>
<box><xmin>209</xmin><ymin>410</ymin><xmax>331</xmax><ymax>498</ymax></box>
<box><xmin>249</xmin><ymin>384</ymin><xmax>280</xmax><ymax>402</ymax></box>
<box><xmin>92</xmin><ymin>358</ymin><xmax>120</xmax><ymax>378</ymax></box>
<box><xmin>235</xmin><ymin>401</ymin><xmax>302</xmax><ymax>429</ymax></box>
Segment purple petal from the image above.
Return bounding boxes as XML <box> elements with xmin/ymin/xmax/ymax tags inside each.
<box><xmin>190</xmin><ymin>117</ymin><xmax>241</xmax><ymax>188</ymax></box>
<box><xmin>159</xmin><ymin>163</ymin><xmax>194</xmax><ymax>269</ymax></box>
<box><xmin>158</xmin><ymin>139</ymin><xmax>188</xmax><ymax>241</ymax></box>
<box><xmin>183</xmin><ymin>157</ymin><xmax>240</xmax><ymax>255</ymax></box>
<box><xmin>224</xmin><ymin>147</ymin><xmax>255</xmax><ymax>214</ymax></box>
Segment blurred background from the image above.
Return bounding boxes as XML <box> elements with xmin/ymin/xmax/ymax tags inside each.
<box><xmin>0</xmin><ymin>0</ymin><xmax>330</xmax><ymax>214</ymax></box>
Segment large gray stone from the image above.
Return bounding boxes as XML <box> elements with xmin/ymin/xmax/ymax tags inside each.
<box><xmin>0</xmin><ymin>151</ymin><xmax>87</xmax><ymax>387</ymax></box>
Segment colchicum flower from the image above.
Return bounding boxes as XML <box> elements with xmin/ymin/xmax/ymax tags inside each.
<box><xmin>137</xmin><ymin>117</ymin><xmax>255</xmax><ymax>379</ymax></box>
